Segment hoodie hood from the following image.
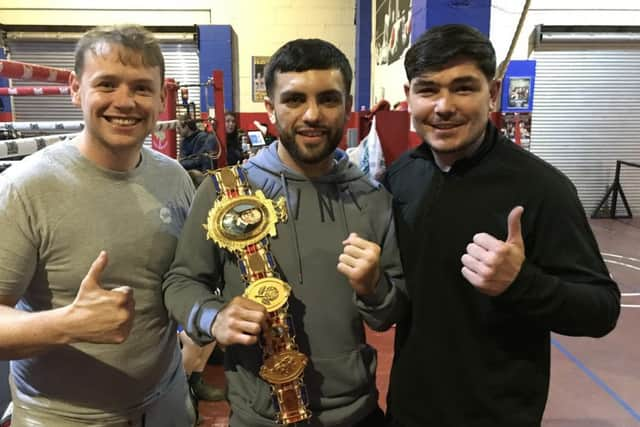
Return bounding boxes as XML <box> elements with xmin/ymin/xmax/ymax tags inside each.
<box><xmin>245</xmin><ymin>141</ymin><xmax>376</xmax><ymax>186</ymax></box>
<box><xmin>243</xmin><ymin>141</ymin><xmax>381</xmax><ymax>286</ymax></box>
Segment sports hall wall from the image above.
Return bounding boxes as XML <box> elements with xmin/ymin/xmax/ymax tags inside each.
<box><xmin>3</xmin><ymin>1</ymin><xmax>640</xmax><ymax>110</ymax></box>
<box><xmin>2</xmin><ymin>0</ymin><xmax>640</xmax><ymax>213</ymax></box>
<box><xmin>367</xmin><ymin>0</ymin><xmax>640</xmax><ymax>215</ymax></box>
<box><xmin>371</xmin><ymin>0</ymin><xmax>640</xmax><ymax>108</ymax></box>
<box><xmin>0</xmin><ymin>0</ymin><xmax>356</xmax><ymax>115</ymax></box>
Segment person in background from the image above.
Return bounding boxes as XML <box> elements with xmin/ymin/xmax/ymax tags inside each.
<box><xmin>239</xmin><ymin>132</ymin><xmax>252</xmax><ymax>159</ymax></box>
<box><xmin>178</xmin><ymin>113</ymin><xmax>219</xmax><ymax>172</ymax></box>
<box><xmin>383</xmin><ymin>23</ymin><xmax>620</xmax><ymax>427</ymax></box>
<box><xmin>163</xmin><ymin>38</ymin><xmax>407</xmax><ymax>427</ymax></box>
<box><xmin>178</xmin><ymin>329</ymin><xmax>225</xmax><ymax>404</ymax></box>
<box><xmin>0</xmin><ymin>24</ymin><xmax>196</xmax><ymax>426</ymax></box>
<box><xmin>225</xmin><ymin>111</ymin><xmax>244</xmax><ymax>166</ymax></box>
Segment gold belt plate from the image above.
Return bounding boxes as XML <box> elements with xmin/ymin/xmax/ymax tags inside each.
<box><xmin>243</xmin><ymin>278</ymin><xmax>291</xmax><ymax>312</ymax></box>
<box><xmin>259</xmin><ymin>350</ymin><xmax>308</xmax><ymax>385</ymax></box>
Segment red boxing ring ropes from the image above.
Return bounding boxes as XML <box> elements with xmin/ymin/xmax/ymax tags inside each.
<box><xmin>0</xmin><ymin>59</ymin><xmax>71</xmax><ymax>83</ymax></box>
<box><xmin>1</xmin><ymin>59</ymin><xmax>181</xmax><ymax>160</ymax></box>
<box><xmin>0</xmin><ymin>86</ymin><xmax>70</xmax><ymax>96</ymax></box>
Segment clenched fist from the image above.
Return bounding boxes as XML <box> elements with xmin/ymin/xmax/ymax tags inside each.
<box><xmin>337</xmin><ymin>232</ymin><xmax>382</xmax><ymax>297</ymax></box>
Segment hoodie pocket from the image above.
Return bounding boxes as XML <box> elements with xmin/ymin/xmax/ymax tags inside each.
<box><xmin>305</xmin><ymin>345</ymin><xmax>378</xmax><ymax>405</ymax></box>
<box><xmin>224</xmin><ymin>347</ymin><xmax>277</xmax><ymax>421</ymax></box>
<box><xmin>250</xmin><ymin>374</ymin><xmax>277</xmax><ymax>418</ymax></box>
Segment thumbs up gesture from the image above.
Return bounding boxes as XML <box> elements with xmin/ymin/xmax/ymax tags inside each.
<box><xmin>461</xmin><ymin>206</ymin><xmax>525</xmax><ymax>296</ymax></box>
<box><xmin>67</xmin><ymin>251</ymin><xmax>136</xmax><ymax>344</ymax></box>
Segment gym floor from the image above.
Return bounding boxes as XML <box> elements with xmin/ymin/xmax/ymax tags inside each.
<box><xmin>198</xmin><ymin>218</ymin><xmax>640</xmax><ymax>427</ymax></box>
<box><xmin>544</xmin><ymin>217</ymin><xmax>640</xmax><ymax>427</ymax></box>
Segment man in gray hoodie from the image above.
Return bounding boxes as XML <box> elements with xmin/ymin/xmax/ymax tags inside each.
<box><xmin>163</xmin><ymin>38</ymin><xmax>406</xmax><ymax>426</ymax></box>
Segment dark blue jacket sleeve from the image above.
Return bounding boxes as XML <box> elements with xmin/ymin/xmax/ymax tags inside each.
<box><xmin>180</xmin><ymin>132</ymin><xmax>219</xmax><ymax>171</ymax></box>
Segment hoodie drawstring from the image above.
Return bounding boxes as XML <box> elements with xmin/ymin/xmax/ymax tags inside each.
<box><xmin>280</xmin><ymin>172</ymin><xmax>304</xmax><ymax>285</ymax></box>
<box><xmin>338</xmin><ymin>183</ymin><xmax>350</xmax><ymax>237</ymax></box>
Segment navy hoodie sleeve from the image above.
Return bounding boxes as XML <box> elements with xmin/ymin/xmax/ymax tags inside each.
<box><xmin>180</xmin><ymin>132</ymin><xmax>219</xmax><ymax>171</ymax></box>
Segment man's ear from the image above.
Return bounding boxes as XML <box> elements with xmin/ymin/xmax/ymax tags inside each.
<box><xmin>403</xmin><ymin>82</ymin><xmax>413</xmax><ymax>113</ymax></box>
<box><xmin>345</xmin><ymin>94</ymin><xmax>353</xmax><ymax>119</ymax></box>
<box><xmin>489</xmin><ymin>79</ymin><xmax>501</xmax><ymax>111</ymax></box>
<box><xmin>264</xmin><ymin>96</ymin><xmax>276</xmax><ymax>124</ymax></box>
<box><xmin>69</xmin><ymin>71</ymin><xmax>81</xmax><ymax>106</ymax></box>
<box><xmin>160</xmin><ymin>83</ymin><xmax>167</xmax><ymax>113</ymax></box>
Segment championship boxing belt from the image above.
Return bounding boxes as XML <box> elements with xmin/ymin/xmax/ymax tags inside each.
<box><xmin>204</xmin><ymin>166</ymin><xmax>311</xmax><ymax>425</ymax></box>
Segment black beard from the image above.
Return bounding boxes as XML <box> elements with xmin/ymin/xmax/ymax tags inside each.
<box><xmin>277</xmin><ymin>126</ymin><xmax>342</xmax><ymax>165</ymax></box>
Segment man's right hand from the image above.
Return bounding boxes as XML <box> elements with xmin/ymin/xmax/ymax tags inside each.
<box><xmin>65</xmin><ymin>251</ymin><xmax>135</xmax><ymax>344</ymax></box>
<box><xmin>211</xmin><ymin>296</ymin><xmax>267</xmax><ymax>346</ymax></box>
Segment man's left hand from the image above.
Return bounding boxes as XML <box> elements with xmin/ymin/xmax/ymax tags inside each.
<box><xmin>461</xmin><ymin>206</ymin><xmax>525</xmax><ymax>296</ymax></box>
<box><xmin>338</xmin><ymin>233</ymin><xmax>382</xmax><ymax>297</ymax></box>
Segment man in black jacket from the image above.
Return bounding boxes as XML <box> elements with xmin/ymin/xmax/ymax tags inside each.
<box><xmin>383</xmin><ymin>24</ymin><xmax>620</xmax><ymax>427</ymax></box>
<box><xmin>178</xmin><ymin>114</ymin><xmax>219</xmax><ymax>172</ymax></box>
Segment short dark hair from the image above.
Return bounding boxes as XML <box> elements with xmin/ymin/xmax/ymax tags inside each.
<box><xmin>74</xmin><ymin>24</ymin><xmax>165</xmax><ymax>82</ymax></box>
<box><xmin>264</xmin><ymin>39</ymin><xmax>352</xmax><ymax>97</ymax></box>
<box><xmin>405</xmin><ymin>24</ymin><xmax>496</xmax><ymax>82</ymax></box>
<box><xmin>180</xmin><ymin>113</ymin><xmax>198</xmax><ymax>131</ymax></box>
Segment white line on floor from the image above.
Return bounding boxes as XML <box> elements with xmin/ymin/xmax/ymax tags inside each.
<box><xmin>603</xmin><ymin>259</ymin><xmax>640</xmax><ymax>271</ymax></box>
<box><xmin>602</xmin><ymin>252</ymin><xmax>640</xmax><ymax>263</ymax></box>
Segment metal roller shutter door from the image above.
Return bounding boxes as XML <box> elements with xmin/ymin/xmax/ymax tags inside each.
<box><xmin>530</xmin><ymin>41</ymin><xmax>640</xmax><ymax>215</ymax></box>
<box><xmin>7</xmin><ymin>36</ymin><xmax>201</xmax><ymax>137</ymax></box>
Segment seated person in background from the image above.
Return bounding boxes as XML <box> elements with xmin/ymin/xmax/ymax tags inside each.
<box><xmin>179</xmin><ymin>113</ymin><xmax>219</xmax><ymax>172</ymax></box>
<box><xmin>225</xmin><ymin>112</ymin><xmax>244</xmax><ymax>166</ymax></box>
<box><xmin>179</xmin><ymin>329</ymin><xmax>225</xmax><ymax>404</ymax></box>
